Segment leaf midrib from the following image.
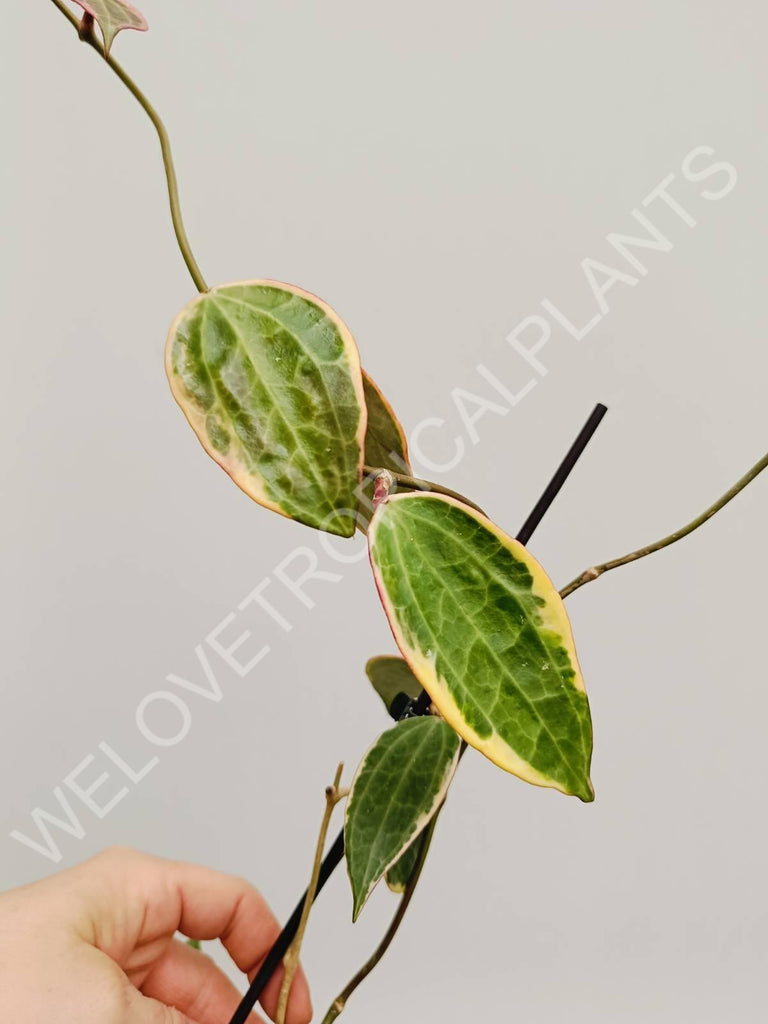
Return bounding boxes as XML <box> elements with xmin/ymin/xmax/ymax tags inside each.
<box><xmin>406</xmin><ymin>502</ymin><xmax>591</xmax><ymax>759</ymax></box>
<box><xmin>354</xmin><ymin>721</ymin><xmax>453</xmax><ymax>899</ymax></box>
<box><xmin>382</xmin><ymin>507</ymin><xmax>587</xmax><ymax>785</ymax></box>
<box><xmin>208</xmin><ymin>300</ymin><xmax>341</xmax><ymax>513</ymax></box>
<box><xmin>216</xmin><ymin>290</ymin><xmax>357</xmax><ymax>478</ymax></box>
<box><xmin>404</xmin><ymin>501</ymin><xmax>585</xmax><ymax>732</ymax></box>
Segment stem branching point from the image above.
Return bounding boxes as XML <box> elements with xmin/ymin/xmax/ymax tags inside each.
<box><xmin>363</xmin><ymin>465</ymin><xmax>486</xmax><ymax>515</ymax></box>
<box><xmin>275</xmin><ymin>764</ymin><xmax>347</xmax><ymax>1024</ymax></box>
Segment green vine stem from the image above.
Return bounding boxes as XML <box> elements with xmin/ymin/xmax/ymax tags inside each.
<box><xmin>320</xmin><ymin>812</ymin><xmax>440</xmax><ymax>1024</ymax></box>
<box><xmin>40</xmin><ymin>10</ymin><xmax>768</xmax><ymax>1022</ymax></box>
<box><xmin>276</xmin><ymin>764</ymin><xmax>347</xmax><ymax>1024</ymax></box>
<box><xmin>363</xmin><ymin>465</ymin><xmax>487</xmax><ymax>516</ymax></box>
<box><xmin>560</xmin><ymin>450</ymin><xmax>768</xmax><ymax>599</ymax></box>
<box><xmin>49</xmin><ymin>0</ymin><xmax>209</xmax><ymax>293</ymax></box>
<box><xmin>323</xmin><ymin>450</ymin><xmax>768</xmax><ymax>1018</ymax></box>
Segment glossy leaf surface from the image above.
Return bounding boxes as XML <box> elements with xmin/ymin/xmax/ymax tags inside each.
<box><xmin>365</xmin><ymin>655</ymin><xmax>431</xmax><ymax>891</ymax></box>
<box><xmin>73</xmin><ymin>0</ymin><xmax>148</xmax><ymax>54</ymax></box>
<box><xmin>368</xmin><ymin>493</ymin><xmax>594</xmax><ymax>801</ymax></box>
<box><xmin>166</xmin><ymin>281</ymin><xmax>366</xmax><ymax>537</ymax></box>
<box><xmin>365</xmin><ymin>655</ymin><xmax>422</xmax><ymax>714</ymax></box>
<box><xmin>345</xmin><ymin>716</ymin><xmax>459</xmax><ymax>920</ymax></box>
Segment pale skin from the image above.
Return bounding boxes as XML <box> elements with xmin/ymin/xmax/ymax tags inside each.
<box><xmin>0</xmin><ymin>847</ymin><xmax>312</xmax><ymax>1024</ymax></box>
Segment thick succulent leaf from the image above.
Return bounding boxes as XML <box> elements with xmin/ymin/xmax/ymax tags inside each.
<box><xmin>73</xmin><ymin>0</ymin><xmax>148</xmax><ymax>54</ymax></box>
<box><xmin>345</xmin><ymin>716</ymin><xmax>459</xmax><ymax>920</ymax></box>
<box><xmin>362</xmin><ymin>372</ymin><xmax>411</xmax><ymax>474</ymax></box>
<box><xmin>359</xmin><ymin>373</ymin><xmax>411</xmax><ymax>526</ymax></box>
<box><xmin>385</xmin><ymin>840</ymin><xmax>421</xmax><ymax>893</ymax></box>
<box><xmin>365</xmin><ymin>655</ymin><xmax>422</xmax><ymax>714</ymax></box>
<box><xmin>368</xmin><ymin>493</ymin><xmax>594</xmax><ymax>801</ymax></box>
<box><xmin>166</xmin><ymin>280</ymin><xmax>366</xmax><ymax>537</ymax></box>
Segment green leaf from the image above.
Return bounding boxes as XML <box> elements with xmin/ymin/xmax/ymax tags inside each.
<box><xmin>73</xmin><ymin>0</ymin><xmax>148</xmax><ymax>55</ymax></box>
<box><xmin>358</xmin><ymin>372</ymin><xmax>410</xmax><ymax>526</ymax></box>
<box><xmin>166</xmin><ymin>280</ymin><xmax>366</xmax><ymax>537</ymax></box>
<box><xmin>345</xmin><ymin>716</ymin><xmax>459</xmax><ymax>920</ymax></box>
<box><xmin>385</xmin><ymin>840</ymin><xmax>421</xmax><ymax>893</ymax></box>
<box><xmin>362</xmin><ymin>372</ymin><xmax>411</xmax><ymax>474</ymax></box>
<box><xmin>368</xmin><ymin>493</ymin><xmax>594</xmax><ymax>801</ymax></box>
<box><xmin>363</xmin><ymin>655</ymin><xmax>439</xmax><ymax>892</ymax></box>
<box><xmin>365</xmin><ymin>655</ymin><xmax>422</xmax><ymax>714</ymax></box>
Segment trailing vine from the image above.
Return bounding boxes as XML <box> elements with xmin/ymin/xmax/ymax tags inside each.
<box><xmin>46</xmin><ymin>5</ymin><xmax>768</xmax><ymax>1024</ymax></box>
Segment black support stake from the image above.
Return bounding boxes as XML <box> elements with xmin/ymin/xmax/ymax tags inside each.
<box><xmin>228</xmin><ymin>401</ymin><xmax>608</xmax><ymax>1024</ymax></box>
<box><xmin>516</xmin><ymin>402</ymin><xmax>607</xmax><ymax>546</ymax></box>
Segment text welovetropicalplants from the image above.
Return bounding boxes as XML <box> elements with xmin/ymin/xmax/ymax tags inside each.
<box><xmin>46</xmin><ymin>4</ymin><xmax>768</xmax><ymax>1023</ymax></box>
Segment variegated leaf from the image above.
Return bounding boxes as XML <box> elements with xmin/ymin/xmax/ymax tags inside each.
<box><xmin>73</xmin><ymin>0</ymin><xmax>148</xmax><ymax>55</ymax></box>
<box><xmin>345</xmin><ymin>716</ymin><xmax>459</xmax><ymax>920</ymax></box>
<box><xmin>362</xmin><ymin>372</ymin><xmax>410</xmax><ymax>475</ymax></box>
<box><xmin>368</xmin><ymin>493</ymin><xmax>594</xmax><ymax>801</ymax></box>
<box><xmin>365</xmin><ymin>655</ymin><xmax>422</xmax><ymax>714</ymax></box>
<box><xmin>166</xmin><ymin>280</ymin><xmax>366</xmax><ymax>537</ymax></box>
<box><xmin>359</xmin><ymin>372</ymin><xmax>411</xmax><ymax>525</ymax></box>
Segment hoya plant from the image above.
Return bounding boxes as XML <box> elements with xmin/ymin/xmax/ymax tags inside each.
<box><xmin>44</xmin><ymin>5</ymin><xmax>767</xmax><ymax>1024</ymax></box>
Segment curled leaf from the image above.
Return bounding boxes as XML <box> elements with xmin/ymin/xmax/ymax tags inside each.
<box><xmin>166</xmin><ymin>280</ymin><xmax>366</xmax><ymax>537</ymax></box>
<box><xmin>362</xmin><ymin>372</ymin><xmax>411</xmax><ymax>474</ymax></box>
<box><xmin>345</xmin><ymin>716</ymin><xmax>459</xmax><ymax>921</ymax></box>
<box><xmin>365</xmin><ymin>655</ymin><xmax>422</xmax><ymax>715</ymax></box>
<box><xmin>359</xmin><ymin>372</ymin><xmax>411</xmax><ymax>526</ymax></box>
<box><xmin>368</xmin><ymin>493</ymin><xmax>594</xmax><ymax>801</ymax></box>
<box><xmin>73</xmin><ymin>0</ymin><xmax>148</xmax><ymax>55</ymax></box>
<box><xmin>385</xmin><ymin>840</ymin><xmax>421</xmax><ymax>893</ymax></box>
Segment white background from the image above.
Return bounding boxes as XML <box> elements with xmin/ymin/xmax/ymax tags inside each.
<box><xmin>2</xmin><ymin>2</ymin><xmax>767</xmax><ymax>1021</ymax></box>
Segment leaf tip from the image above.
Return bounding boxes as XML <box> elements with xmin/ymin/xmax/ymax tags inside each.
<box><xmin>323</xmin><ymin>510</ymin><xmax>358</xmax><ymax>539</ymax></box>
<box><xmin>385</xmin><ymin>879</ymin><xmax>407</xmax><ymax>894</ymax></box>
<box><xmin>576</xmin><ymin>777</ymin><xmax>595</xmax><ymax>803</ymax></box>
<box><xmin>351</xmin><ymin>893</ymin><xmax>366</xmax><ymax>923</ymax></box>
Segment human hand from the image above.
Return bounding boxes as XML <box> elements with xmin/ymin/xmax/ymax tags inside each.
<box><xmin>0</xmin><ymin>846</ymin><xmax>312</xmax><ymax>1024</ymax></box>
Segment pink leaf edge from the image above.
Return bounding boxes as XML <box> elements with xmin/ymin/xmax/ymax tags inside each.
<box><xmin>72</xmin><ymin>1</ymin><xmax>149</xmax><ymax>36</ymax></box>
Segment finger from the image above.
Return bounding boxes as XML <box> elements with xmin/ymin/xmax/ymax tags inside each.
<box><xmin>123</xmin><ymin>983</ymin><xmax>199</xmax><ymax>1024</ymax></box>
<box><xmin>78</xmin><ymin>848</ymin><xmax>283</xmax><ymax>969</ymax></box>
<box><xmin>76</xmin><ymin>848</ymin><xmax>312</xmax><ymax>1024</ymax></box>
<box><xmin>142</xmin><ymin>940</ymin><xmax>266</xmax><ymax>1024</ymax></box>
<box><xmin>250</xmin><ymin>959</ymin><xmax>312</xmax><ymax>1024</ymax></box>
